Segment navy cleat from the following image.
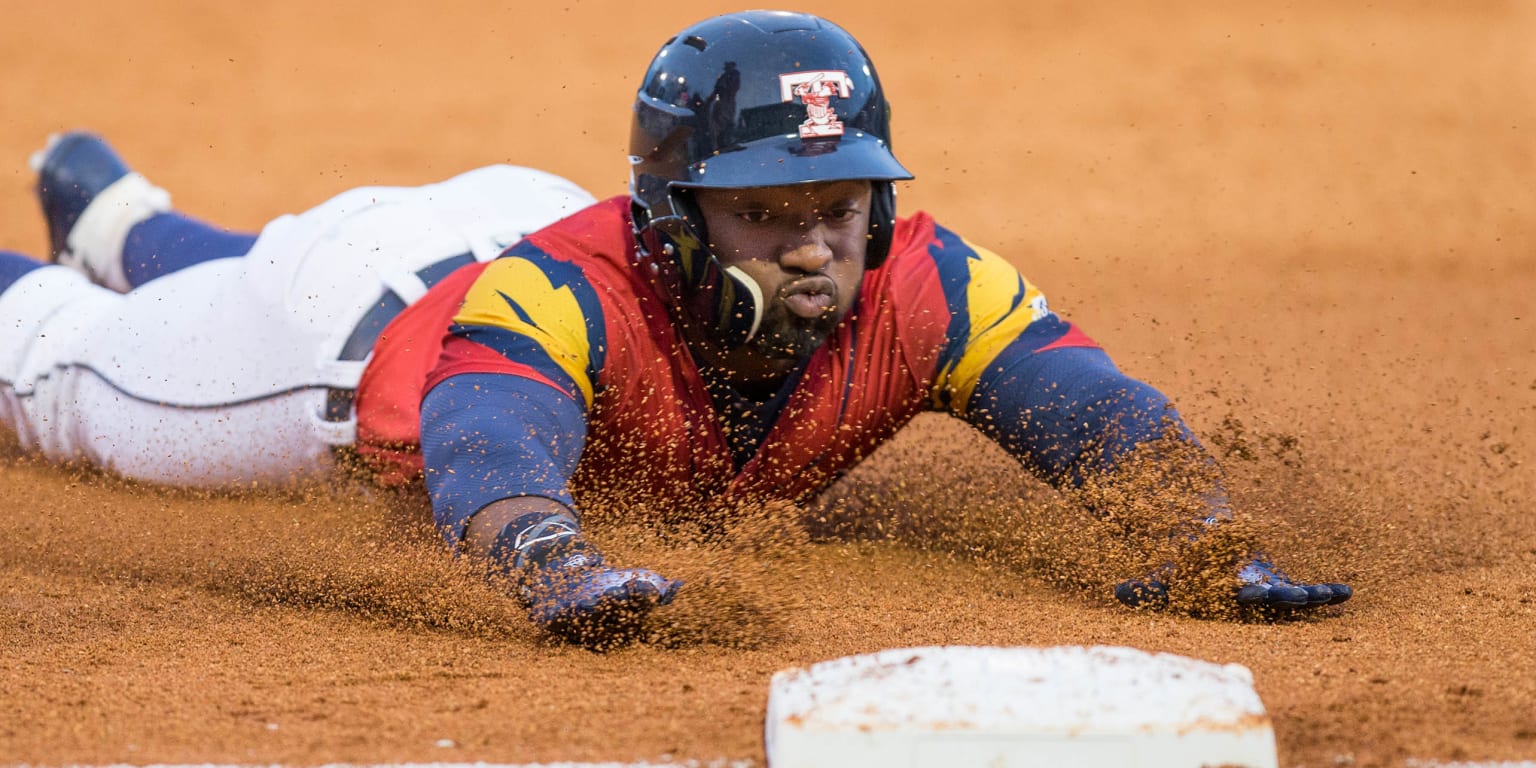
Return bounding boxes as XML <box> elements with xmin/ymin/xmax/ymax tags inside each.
<box><xmin>30</xmin><ymin>131</ymin><xmax>170</xmax><ymax>291</ymax></box>
<box><xmin>32</xmin><ymin>132</ymin><xmax>133</xmax><ymax>260</ymax></box>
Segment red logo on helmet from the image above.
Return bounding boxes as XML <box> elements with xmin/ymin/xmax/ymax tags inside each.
<box><xmin>779</xmin><ymin>70</ymin><xmax>854</xmax><ymax>139</ymax></box>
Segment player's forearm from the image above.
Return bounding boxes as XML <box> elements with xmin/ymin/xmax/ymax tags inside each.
<box><xmin>418</xmin><ymin>371</ymin><xmax>587</xmax><ymax>545</ymax></box>
<box><xmin>965</xmin><ymin>341</ymin><xmax>1197</xmax><ymax>487</ymax></box>
<box><xmin>964</xmin><ymin>339</ymin><xmax>1231</xmax><ymax>529</ymax></box>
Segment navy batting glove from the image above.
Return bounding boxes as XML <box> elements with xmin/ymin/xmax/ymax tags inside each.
<box><xmin>1115</xmin><ymin>555</ymin><xmax>1351</xmax><ymax>613</ymax></box>
<box><xmin>491</xmin><ymin>512</ymin><xmax>682</xmax><ymax>649</ymax></box>
<box><xmin>1234</xmin><ymin>555</ymin><xmax>1351</xmax><ymax>609</ymax></box>
<box><xmin>522</xmin><ymin>558</ymin><xmax>681</xmax><ymax>647</ymax></box>
<box><xmin>1114</xmin><ymin>566</ymin><xmax>1172</xmax><ymax>610</ymax></box>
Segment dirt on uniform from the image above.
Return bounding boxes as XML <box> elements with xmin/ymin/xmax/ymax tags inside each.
<box><xmin>1</xmin><ymin>1</ymin><xmax>1533</xmax><ymax>766</ymax></box>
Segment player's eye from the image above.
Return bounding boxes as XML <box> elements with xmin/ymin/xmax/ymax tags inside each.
<box><xmin>737</xmin><ymin>209</ymin><xmax>772</xmax><ymax>224</ymax></box>
<box><xmin>821</xmin><ymin>205</ymin><xmax>861</xmax><ymax>223</ymax></box>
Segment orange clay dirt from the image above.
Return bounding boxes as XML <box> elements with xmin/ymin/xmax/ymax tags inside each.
<box><xmin>1</xmin><ymin>2</ymin><xmax>1534</xmax><ymax>766</ymax></box>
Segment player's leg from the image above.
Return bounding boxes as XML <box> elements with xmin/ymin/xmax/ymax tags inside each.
<box><xmin>0</xmin><ymin>253</ymin><xmax>342</xmax><ymax>486</ymax></box>
<box><xmin>121</xmin><ymin>212</ymin><xmax>258</xmax><ymax>286</ymax></box>
<box><xmin>2</xmin><ymin>164</ymin><xmax>594</xmax><ymax>488</ymax></box>
<box><xmin>34</xmin><ymin>132</ymin><xmax>256</xmax><ymax>292</ymax></box>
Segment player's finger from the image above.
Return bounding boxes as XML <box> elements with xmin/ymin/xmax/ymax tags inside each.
<box><xmin>566</xmin><ymin>569</ymin><xmax>680</xmax><ymax>615</ymax></box>
<box><xmin>1322</xmin><ymin>583</ymin><xmax>1353</xmax><ymax>605</ymax></box>
<box><xmin>621</xmin><ymin>577</ymin><xmax>660</xmax><ymax>603</ymax></box>
<box><xmin>1301</xmin><ymin>583</ymin><xmax>1336</xmax><ymax>605</ymax></box>
<box><xmin>1236</xmin><ymin>582</ymin><xmax>1309</xmax><ymax>608</ymax></box>
<box><xmin>625</xmin><ymin>570</ymin><xmax>682</xmax><ymax>605</ymax></box>
<box><xmin>1114</xmin><ymin>578</ymin><xmax>1170</xmax><ymax>610</ymax></box>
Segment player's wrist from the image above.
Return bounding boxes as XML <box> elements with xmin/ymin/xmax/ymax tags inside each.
<box><xmin>488</xmin><ymin>509</ymin><xmax>601</xmax><ymax>576</ymax></box>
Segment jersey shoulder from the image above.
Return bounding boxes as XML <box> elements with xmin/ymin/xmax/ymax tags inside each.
<box><xmin>879</xmin><ymin>213</ymin><xmax>1047</xmax><ymax>318</ymax></box>
<box><xmin>882</xmin><ymin>213</ymin><xmax>1057</xmax><ymax>413</ymax></box>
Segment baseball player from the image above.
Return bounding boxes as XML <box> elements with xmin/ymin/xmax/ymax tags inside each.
<box><xmin>0</xmin><ymin>10</ymin><xmax>1350</xmax><ymax>647</ymax></box>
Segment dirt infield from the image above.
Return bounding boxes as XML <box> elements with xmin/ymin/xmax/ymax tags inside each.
<box><xmin>2</xmin><ymin>1</ymin><xmax>1533</xmax><ymax>766</ymax></box>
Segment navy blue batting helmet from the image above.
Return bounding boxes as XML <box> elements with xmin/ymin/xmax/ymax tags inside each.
<box><xmin>630</xmin><ymin>10</ymin><xmax>913</xmax><ymax>349</ymax></box>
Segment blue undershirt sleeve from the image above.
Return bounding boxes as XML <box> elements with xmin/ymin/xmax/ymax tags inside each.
<box><xmin>963</xmin><ymin>336</ymin><xmax>1195</xmax><ymax>489</ymax></box>
<box><xmin>0</xmin><ymin>250</ymin><xmax>44</xmax><ymax>294</ymax></box>
<box><xmin>419</xmin><ymin>372</ymin><xmax>586</xmax><ymax>545</ymax></box>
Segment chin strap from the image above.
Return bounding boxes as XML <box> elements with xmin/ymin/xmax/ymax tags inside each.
<box><xmin>721</xmin><ymin>265</ymin><xmax>765</xmax><ymax>343</ymax></box>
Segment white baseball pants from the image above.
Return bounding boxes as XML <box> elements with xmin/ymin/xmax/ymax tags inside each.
<box><xmin>0</xmin><ymin>165</ymin><xmax>594</xmax><ymax>487</ymax></box>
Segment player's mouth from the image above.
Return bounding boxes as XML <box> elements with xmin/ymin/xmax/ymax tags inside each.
<box><xmin>780</xmin><ymin>276</ymin><xmax>837</xmax><ymax>319</ymax></box>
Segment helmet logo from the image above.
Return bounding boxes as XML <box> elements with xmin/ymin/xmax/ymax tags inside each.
<box><xmin>779</xmin><ymin>70</ymin><xmax>854</xmax><ymax>139</ymax></box>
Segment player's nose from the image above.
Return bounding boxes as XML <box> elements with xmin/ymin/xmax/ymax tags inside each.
<box><xmin>778</xmin><ymin>228</ymin><xmax>834</xmax><ymax>273</ymax></box>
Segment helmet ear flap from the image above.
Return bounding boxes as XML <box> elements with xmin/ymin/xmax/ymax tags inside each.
<box><xmin>865</xmin><ymin>181</ymin><xmax>897</xmax><ymax>270</ymax></box>
<box><xmin>631</xmin><ymin>186</ymin><xmax>764</xmax><ymax>348</ymax></box>
<box><xmin>668</xmin><ymin>187</ymin><xmax>710</xmax><ymax>265</ymax></box>
<box><xmin>630</xmin><ymin>186</ymin><xmax>709</xmax><ymax>275</ymax></box>
<box><xmin>663</xmin><ymin>188</ymin><xmax>764</xmax><ymax>347</ymax></box>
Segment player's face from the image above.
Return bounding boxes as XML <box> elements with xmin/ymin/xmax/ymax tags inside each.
<box><xmin>694</xmin><ymin>180</ymin><xmax>872</xmax><ymax>362</ymax></box>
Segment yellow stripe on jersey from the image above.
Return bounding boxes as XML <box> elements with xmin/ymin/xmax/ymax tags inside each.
<box><xmin>454</xmin><ymin>255</ymin><xmax>598</xmax><ymax>407</ymax></box>
<box><xmin>930</xmin><ymin>236</ymin><xmax>1049</xmax><ymax>417</ymax></box>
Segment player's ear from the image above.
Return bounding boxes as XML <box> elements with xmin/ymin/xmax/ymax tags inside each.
<box><xmin>865</xmin><ymin>181</ymin><xmax>897</xmax><ymax>270</ymax></box>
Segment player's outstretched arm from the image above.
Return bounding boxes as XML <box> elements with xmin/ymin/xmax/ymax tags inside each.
<box><xmin>910</xmin><ymin>232</ymin><xmax>1345</xmax><ymax>615</ymax></box>
<box><xmin>959</xmin><ymin>327</ymin><xmax>1352</xmax><ymax>616</ymax></box>
<box><xmin>421</xmin><ymin>372</ymin><xmax>680</xmax><ymax>647</ymax></box>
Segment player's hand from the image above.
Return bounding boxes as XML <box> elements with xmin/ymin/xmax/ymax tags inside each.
<box><xmin>1114</xmin><ymin>554</ymin><xmax>1351</xmax><ymax>614</ymax></box>
<box><xmin>1233</xmin><ymin>555</ymin><xmax>1351</xmax><ymax>609</ymax></box>
<box><xmin>1113</xmin><ymin>566</ymin><xmax>1173</xmax><ymax>609</ymax></box>
<box><xmin>519</xmin><ymin>551</ymin><xmax>682</xmax><ymax>650</ymax></box>
<box><xmin>483</xmin><ymin>507</ymin><xmax>683</xmax><ymax>648</ymax></box>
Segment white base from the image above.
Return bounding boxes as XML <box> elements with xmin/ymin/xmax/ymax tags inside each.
<box><xmin>766</xmin><ymin>645</ymin><xmax>1278</xmax><ymax>768</ymax></box>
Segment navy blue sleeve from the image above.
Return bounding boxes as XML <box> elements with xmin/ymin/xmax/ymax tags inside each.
<box><xmin>0</xmin><ymin>250</ymin><xmax>44</xmax><ymax>293</ymax></box>
<box><xmin>420</xmin><ymin>372</ymin><xmax>586</xmax><ymax>545</ymax></box>
<box><xmin>963</xmin><ymin>324</ymin><xmax>1196</xmax><ymax>489</ymax></box>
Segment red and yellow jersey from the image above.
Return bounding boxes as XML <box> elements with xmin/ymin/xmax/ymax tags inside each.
<box><xmin>356</xmin><ymin>196</ymin><xmax>1105</xmax><ymax>529</ymax></box>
